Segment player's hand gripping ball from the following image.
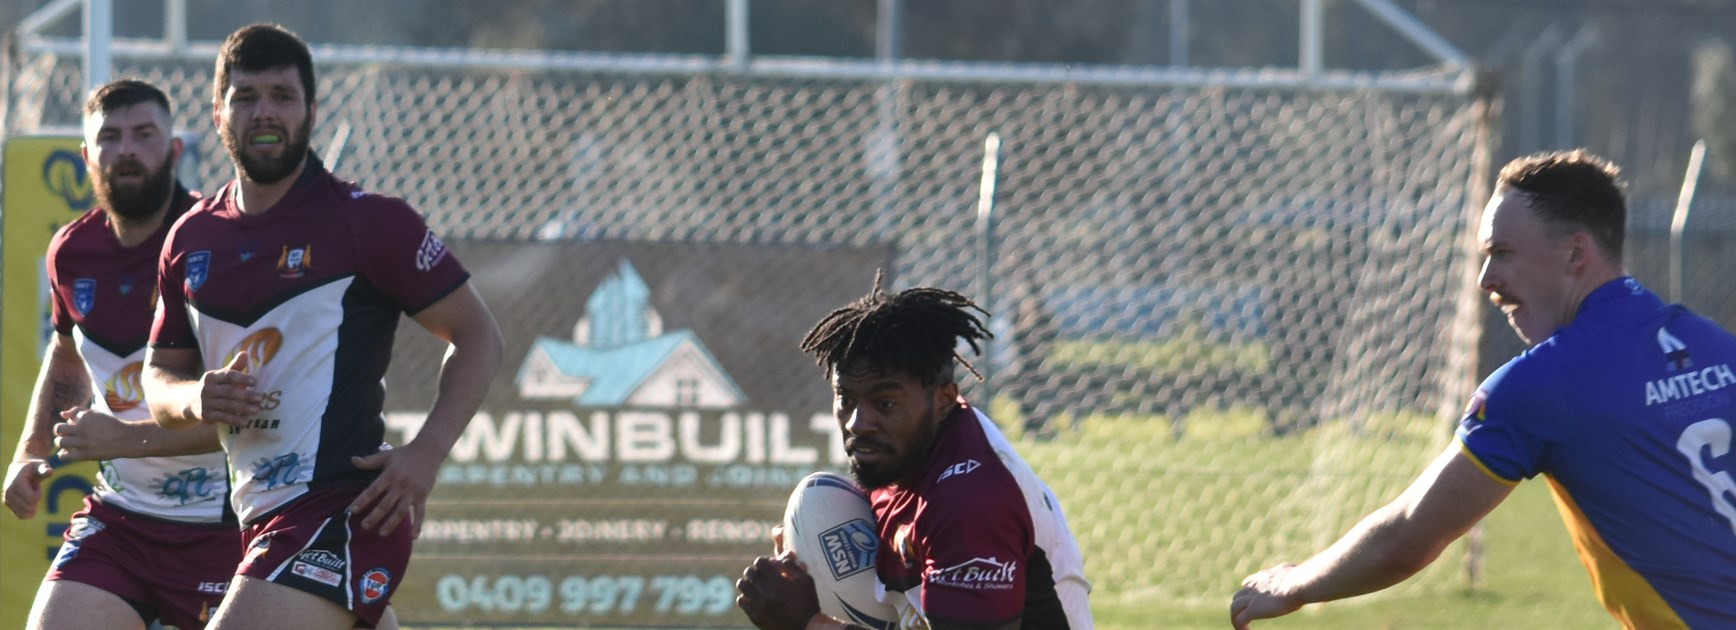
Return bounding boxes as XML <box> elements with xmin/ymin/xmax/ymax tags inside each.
<box><xmin>782</xmin><ymin>472</ymin><xmax>899</xmax><ymax>628</ymax></box>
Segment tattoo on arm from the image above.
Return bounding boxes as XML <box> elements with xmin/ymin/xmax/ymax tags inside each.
<box><xmin>48</xmin><ymin>373</ymin><xmax>91</xmax><ymax>413</ymax></box>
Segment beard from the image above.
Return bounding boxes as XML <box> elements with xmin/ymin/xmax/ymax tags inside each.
<box><xmin>222</xmin><ymin>113</ymin><xmax>312</xmax><ymax>184</ymax></box>
<box><xmin>846</xmin><ymin>401</ymin><xmax>944</xmax><ymax>490</ymax></box>
<box><xmin>94</xmin><ymin>150</ymin><xmax>177</xmax><ymax>221</ymax></box>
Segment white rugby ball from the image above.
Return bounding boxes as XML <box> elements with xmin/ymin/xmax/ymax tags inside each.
<box><xmin>783</xmin><ymin>471</ymin><xmax>899</xmax><ymax>629</ymax></box>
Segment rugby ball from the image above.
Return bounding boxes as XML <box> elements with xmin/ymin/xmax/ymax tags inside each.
<box><xmin>783</xmin><ymin>472</ymin><xmax>898</xmax><ymax>629</ymax></box>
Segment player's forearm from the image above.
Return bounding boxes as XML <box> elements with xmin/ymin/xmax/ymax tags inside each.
<box><xmin>93</xmin><ymin>420</ymin><xmax>222</xmax><ymax>459</ymax></box>
<box><xmin>143</xmin><ymin>363</ymin><xmax>205</xmax><ymax>430</ymax></box>
<box><xmin>406</xmin><ymin>335</ymin><xmax>503</xmax><ymax>456</ymax></box>
<box><xmin>1287</xmin><ymin>502</ymin><xmax>1443</xmax><ymax>604</ymax></box>
<box><xmin>13</xmin><ymin>344</ymin><xmax>91</xmax><ymax>462</ymax></box>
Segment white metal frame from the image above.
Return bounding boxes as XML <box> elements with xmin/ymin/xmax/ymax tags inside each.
<box><xmin>18</xmin><ymin>0</ymin><xmax>1475</xmax><ymax>96</ymax></box>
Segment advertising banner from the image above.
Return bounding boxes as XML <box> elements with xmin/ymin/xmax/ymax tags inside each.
<box><xmin>382</xmin><ymin>240</ymin><xmax>892</xmax><ymax>626</ymax></box>
<box><xmin>1</xmin><ymin>136</ymin><xmax>99</xmax><ymax>630</ymax></box>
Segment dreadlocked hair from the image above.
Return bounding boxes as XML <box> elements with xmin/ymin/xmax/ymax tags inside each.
<box><xmin>800</xmin><ymin>274</ymin><xmax>993</xmax><ymax>387</ymax></box>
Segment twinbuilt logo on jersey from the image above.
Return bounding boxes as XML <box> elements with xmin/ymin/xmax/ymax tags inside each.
<box><xmin>926</xmin><ymin>557</ymin><xmax>1018</xmax><ymax>590</ymax></box>
<box><xmin>278</xmin><ymin>243</ymin><xmax>313</xmax><ymax>278</ymax></box>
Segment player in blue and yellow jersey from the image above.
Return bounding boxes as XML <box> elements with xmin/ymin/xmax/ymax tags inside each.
<box><xmin>1232</xmin><ymin>150</ymin><xmax>1736</xmax><ymax>629</ymax></box>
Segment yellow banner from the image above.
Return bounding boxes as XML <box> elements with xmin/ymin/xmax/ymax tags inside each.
<box><xmin>2</xmin><ymin>136</ymin><xmax>100</xmax><ymax>629</ymax></box>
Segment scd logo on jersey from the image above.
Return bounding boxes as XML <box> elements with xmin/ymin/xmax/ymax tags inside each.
<box><xmin>820</xmin><ymin>518</ymin><xmax>878</xmax><ymax>580</ymax></box>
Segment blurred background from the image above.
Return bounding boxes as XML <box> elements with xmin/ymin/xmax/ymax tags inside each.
<box><xmin>2</xmin><ymin>1</ymin><xmax>1733</xmax><ymax>628</ymax></box>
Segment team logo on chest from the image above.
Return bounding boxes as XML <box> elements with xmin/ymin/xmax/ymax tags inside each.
<box><xmin>278</xmin><ymin>243</ymin><xmax>314</xmax><ymax>278</ymax></box>
<box><xmin>186</xmin><ymin>251</ymin><xmax>211</xmax><ymax>292</ymax></box>
<box><xmin>1660</xmin><ymin>327</ymin><xmax>1693</xmax><ymax>371</ymax></box>
<box><xmin>73</xmin><ymin>278</ymin><xmax>96</xmax><ymax>316</ymax></box>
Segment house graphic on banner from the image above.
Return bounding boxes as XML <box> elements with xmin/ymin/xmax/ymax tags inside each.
<box><xmin>516</xmin><ymin>260</ymin><xmax>747</xmax><ymax>408</ymax></box>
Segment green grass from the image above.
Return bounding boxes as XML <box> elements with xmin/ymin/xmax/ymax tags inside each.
<box><xmin>409</xmin><ymin>405</ymin><xmax>1612</xmax><ymax>629</ymax></box>
<box><xmin>999</xmin><ymin>404</ymin><xmax>1614</xmax><ymax>630</ymax></box>
<box><xmin>1049</xmin><ymin>335</ymin><xmax>1272</xmax><ymax>374</ymax></box>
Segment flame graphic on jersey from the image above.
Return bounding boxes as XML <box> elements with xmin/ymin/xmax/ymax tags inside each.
<box><xmin>103</xmin><ymin>362</ymin><xmax>145</xmax><ymax>412</ymax></box>
<box><xmin>226</xmin><ymin>329</ymin><xmax>284</xmax><ymax>370</ymax></box>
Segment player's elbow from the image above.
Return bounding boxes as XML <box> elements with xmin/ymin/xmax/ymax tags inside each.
<box><xmin>147</xmin><ymin>401</ymin><xmax>195</xmax><ymax>430</ymax></box>
<box><xmin>467</xmin><ymin>321</ymin><xmax>505</xmax><ymax>376</ymax></box>
<box><xmin>1371</xmin><ymin>525</ymin><xmax>1451</xmax><ymax>581</ymax></box>
<box><xmin>1373</xmin><ymin>544</ymin><xmax>1439</xmax><ymax>580</ymax></box>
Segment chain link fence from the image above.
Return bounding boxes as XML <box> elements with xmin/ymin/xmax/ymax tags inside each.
<box><xmin>5</xmin><ymin>46</ymin><xmax>1489</xmax><ymax>621</ymax></box>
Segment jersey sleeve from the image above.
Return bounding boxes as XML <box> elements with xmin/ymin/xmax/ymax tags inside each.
<box><xmin>916</xmin><ymin>477</ymin><xmax>1033</xmax><ymax>626</ymax></box>
<box><xmin>45</xmin><ymin>226</ymin><xmax>75</xmax><ymax>336</ymax></box>
<box><xmin>1454</xmin><ymin>351</ymin><xmax>1570</xmax><ymax>482</ymax></box>
<box><xmin>355</xmin><ymin>198</ymin><xmax>469</xmax><ymax>315</ymax></box>
<box><xmin>149</xmin><ymin>222</ymin><xmax>197</xmax><ymax>349</ymax></box>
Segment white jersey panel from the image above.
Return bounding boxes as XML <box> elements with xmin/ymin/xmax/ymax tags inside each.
<box><xmin>971</xmin><ymin>409</ymin><xmax>1095</xmax><ymax>630</ymax></box>
<box><xmin>73</xmin><ymin>331</ymin><xmax>229</xmax><ymax>523</ymax></box>
<box><xmin>191</xmin><ymin>278</ymin><xmax>350</xmax><ymax>523</ymax></box>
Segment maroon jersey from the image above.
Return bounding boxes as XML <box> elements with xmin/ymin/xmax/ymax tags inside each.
<box><xmin>871</xmin><ymin>402</ymin><xmax>1092</xmax><ymax>628</ymax></box>
<box><xmin>151</xmin><ymin>156</ymin><xmax>469</xmax><ymax>523</ymax></box>
<box><xmin>47</xmin><ymin>187</ymin><xmax>229</xmax><ymax>523</ymax></box>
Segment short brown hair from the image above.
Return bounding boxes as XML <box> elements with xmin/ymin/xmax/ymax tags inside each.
<box><xmin>213</xmin><ymin>23</ymin><xmax>316</xmax><ymax>105</ymax></box>
<box><xmin>85</xmin><ymin>78</ymin><xmax>171</xmax><ymax>118</ymax></box>
<box><xmin>1496</xmin><ymin>149</ymin><xmax>1627</xmax><ymax>262</ymax></box>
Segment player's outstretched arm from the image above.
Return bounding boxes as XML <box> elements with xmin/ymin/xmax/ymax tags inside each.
<box><xmin>144</xmin><ymin>348</ymin><xmax>262</xmax><ymax>430</ymax></box>
<box><xmin>1231</xmin><ymin>445</ymin><xmax>1514</xmax><ymax>629</ymax></box>
<box><xmin>350</xmin><ymin>282</ymin><xmax>503</xmax><ymax>537</ymax></box>
<box><xmin>4</xmin><ymin>333</ymin><xmax>90</xmax><ymax>519</ymax></box>
<box><xmin>53</xmin><ymin>408</ymin><xmax>222</xmax><ymax>461</ymax></box>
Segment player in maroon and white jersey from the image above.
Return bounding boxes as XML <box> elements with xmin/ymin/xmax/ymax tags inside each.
<box><xmin>737</xmin><ymin>282</ymin><xmax>1093</xmax><ymax>629</ymax></box>
<box><xmin>3</xmin><ymin>79</ymin><xmax>237</xmax><ymax>630</ymax></box>
<box><xmin>144</xmin><ymin>24</ymin><xmax>503</xmax><ymax>630</ymax></box>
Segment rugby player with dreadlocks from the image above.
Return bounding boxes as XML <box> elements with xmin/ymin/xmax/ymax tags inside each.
<box><xmin>736</xmin><ymin>280</ymin><xmax>1093</xmax><ymax>629</ymax></box>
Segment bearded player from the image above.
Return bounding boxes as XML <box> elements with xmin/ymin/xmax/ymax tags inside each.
<box><xmin>3</xmin><ymin>79</ymin><xmax>234</xmax><ymax>630</ymax></box>
<box><xmin>737</xmin><ymin>281</ymin><xmax>1093</xmax><ymax>629</ymax></box>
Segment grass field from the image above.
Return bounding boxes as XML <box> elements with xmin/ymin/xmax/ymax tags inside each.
<box><xmin>411</xmin><ymin>405</ymin><xmax>1615</xmax><ymax>629</ymax></box>
<box><xmin>1003</xmin><ymin>405</ymin><xmax>1616</xmax><ymax>630</ymax></box>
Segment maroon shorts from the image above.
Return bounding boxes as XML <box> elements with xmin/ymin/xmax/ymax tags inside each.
<box><xmin>236</xmin><ymin>485</ymin><xmax>411</xmax><ymax>628</ymax></box>
<box><xmin>46</xmin><ymin>496</ymin><xmax>239</xmax><ymax>629</ymax></box>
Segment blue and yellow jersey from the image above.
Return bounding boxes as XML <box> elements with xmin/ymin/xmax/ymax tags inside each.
<box><xmin>1457</xmin><ymin>278</ymin><xmax>1736</xmax><ymax>628</ymax></box>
